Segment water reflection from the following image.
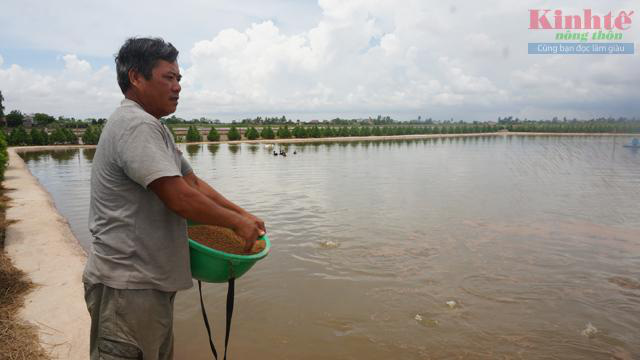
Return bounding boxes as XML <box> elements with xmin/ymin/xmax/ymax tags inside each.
<box><xmin>50</xmin><ymin>149</ymin><xmax>79</xmax><ymax>163</ymax></box>
<box><xmin>207</xmin><ymin>144</ymin><xmax>219</xmax><ymax>156</ymax></box>
<box><xmin>185</xmin><ymin>144</ymin><xmax>201</xmax><ymax>158</ymax></box>
<box><xmin>228</xmin><ymin>144</ymin><xmax>240</xmax><ymax>154</ymax></box>
<box><xmin>21</xmin><ymin>151</ymin><xmax>49</xmax><ymax>162</ymax></box>
<box><xmin>248</xmin><ymin>144</ymin><xmax>259</xmax><ymax>154</ymax></box>
<box><xmin>82</xmin><ymin>148</ymin><xmax>96</xmax><ymax>162</ymax></box>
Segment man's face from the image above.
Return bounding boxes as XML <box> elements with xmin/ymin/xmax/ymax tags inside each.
<box><xmin>135</xmin><ymin>60</ymin><xmax>181</xmax><ymax>118</ymax></box>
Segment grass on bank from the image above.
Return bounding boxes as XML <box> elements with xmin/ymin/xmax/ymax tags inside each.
<box><xmin>0</xmin><ymin>187</ymin><xmax>48</xmax><ymax>360</ymax></box>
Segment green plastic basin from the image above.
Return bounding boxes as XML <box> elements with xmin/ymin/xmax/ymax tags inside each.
<box><xmin>188</xmin><ymin>224</ymin><xmax>270</xmax><ymax>283</ymax></box>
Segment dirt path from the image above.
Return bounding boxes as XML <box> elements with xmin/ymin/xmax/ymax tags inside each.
<box><xmin>4</xmin><ymin>148</ymin><xmax>89</xmax><ymax>359</ymax></box>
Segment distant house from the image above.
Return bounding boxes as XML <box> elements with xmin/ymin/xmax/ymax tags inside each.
<box><xmin>23</xmin><ymin>114</ymin><xmax>34</xmax><ymax>127</ymax></box>
<box><xmin>309</xmin><ymin>120</ymin><xmax>320</xmax><ymax>124</ymax></box>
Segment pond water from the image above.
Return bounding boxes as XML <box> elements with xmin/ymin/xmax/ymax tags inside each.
<box><xmin>20</xmin><ymin>135</ymin><xmax>640</xmax><ymax>359</ymax></box>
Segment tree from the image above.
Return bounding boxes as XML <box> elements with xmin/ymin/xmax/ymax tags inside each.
<box><xmin>276</xmin><ymin>125</ymin><xmax>291</xmax><ymax>139</ymax></box>
<box><xmin>82</xmin><ymin>126</ymin><xmax>95</xmax><ymax>144</ymax></box>
<box><xmin>321</xmin><ymin>127</ymin><xmax>334</xmax><ymax>137</ymax></box>
<box><xmin>207</xmin><ymin>127</ymin><xmax>220</xmax><ymax>141</ymax></box>
<box><xmin>6</xmin><ymin>110</ymin><xmax>24</xmax><ymax>127</ymax></box>
<box><xmin>0</xmin><ymin>91</ymin><xmax>4</xmax><ymax>121</ymax></box>
<box><xmin>227</xmin><ymin>126</ymin><xmax>241</xmax><ymax>141</ymax></box>
<box><xmin>260</xmin><ymin>126</ymin><xmax>275</xmax><ymax>139</ymax></box>
<box><xmin>309</xmin><ymin>125</ymin><xmax>321</xmax><ymax>138</ymax></box>
<box><xmin>30</xmin><ymin>128</ymin><xmax>44</xmax><ymax>145</ymax></box>
<box><xmin>245</xmin><ymin>127</ymin><xmax>259</xmax><ymax>140</ymax></box>
<box><xmin>82</xmin><ymin>125</ymin><xmax>101</xmax><ymax>145</ymax></box>
<box><xmin>64</xmin><ymin>128</ymin><xmax>79</xmax><ymax>144</ymax></box>
<box><xmin>292</xmin><ymin>126</ymin><xmax>308</xmax><ymax>138</ymax></box>
<box><xmin>33</xmin><ymin>113</ymin><xmax>56</xmax><ymax>126</ymax></box>
<box><xmin>186</xmin><ymin>125</ymin><xmax>201</xmax><ymax>142</ymax></box>
<box><xmin>9</xmin><ymin>126</ymin><xmax>30</xmax><ymax>145</ymax></box>
<box><xmin>50</xmin><ymin>128</ymin><xmax>66</xmax><ymax>144</ymax></box>
<box><xmin>39</xmin><ymin>129</ymin><xmax>49</xmax><ymax>145</ymax></box>
<box><xmin>18</xmin><ymin>127</ymin><xmax>30</xmax><ymax>145</ymax></box>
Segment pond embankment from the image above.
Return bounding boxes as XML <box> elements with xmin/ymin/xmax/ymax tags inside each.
<box><xmin>4</xmin><ymin>148</ymin><xmax>89</xmax><ymax>359</ymax></box>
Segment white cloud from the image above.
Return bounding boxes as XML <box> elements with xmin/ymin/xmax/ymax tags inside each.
<box><xmin>63</xmin><ymin>54</ymin><xmax>91</xmax><ymax>73</ymax></box>
<box><xmin>179</xmin><ymin>0</ymin><xmax>509</xmax><ymax>118</ymax></box>
<box><xmin>0</xmin><ymin>54</ymin><xmax>121</xmax><ymax>118</ymax></box>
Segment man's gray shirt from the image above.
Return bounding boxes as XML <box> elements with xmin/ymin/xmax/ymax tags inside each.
<box><xmin>83</xmin><ymin>99</ymin><xmax>193</xmax><ymax>292</ymax></box>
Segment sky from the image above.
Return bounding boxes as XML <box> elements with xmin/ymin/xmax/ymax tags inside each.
<box><xmin>0</xmin><ymin>0</ymin><xmax>638</xmax><ymax>122</ymax></box>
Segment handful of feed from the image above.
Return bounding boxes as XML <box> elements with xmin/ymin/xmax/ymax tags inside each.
<box><xmin>188</xmin><ymin>225</ymin><xmax>266</xmax><ymax>255</ymax></box>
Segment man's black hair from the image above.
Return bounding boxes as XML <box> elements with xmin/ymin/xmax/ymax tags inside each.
<box><xmin>115</xmin><ymin>37</ymin><xmax>179</xmax><ymax>94</ymax></box>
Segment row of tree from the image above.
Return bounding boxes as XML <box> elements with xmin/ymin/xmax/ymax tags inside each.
<box><xmin>3</xmin><ymin>126</ymin><xmax>103</xmax><ymax>146</ymax></box>
<box><xmin>177</xmin><ymin>120</ymin><xmax>640</xmax><ymax>143</ymax></box>
<box><xmin>501</xmin><ymin>121</ymin><xmax>640</xmax><ymax>134</ymax></box>
<box><xmin>2</xmin><ymin>109</ymin><xmax>107</xmax><ymax>129</ymax></box>
<box><xmin>2</xmin><ymin>121</ymin><xmax>639</xmax><ymax>147</ymax></box>
<box><xmin>183</xmin><ymin>125</ymin><xmax>222</xmax><ymax>142</ymax></box>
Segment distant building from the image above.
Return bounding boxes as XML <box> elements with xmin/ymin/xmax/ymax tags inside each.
<box><xmin>23</xmin><ymin>114</ymin><xmax>34</xmax><ymax>127</ymax></box>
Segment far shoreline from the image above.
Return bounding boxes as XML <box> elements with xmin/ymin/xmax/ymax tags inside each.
<box><xmin>10</xmin><ymin>131</ymin><xmax>638</xmax><ymax>152</ymax></box>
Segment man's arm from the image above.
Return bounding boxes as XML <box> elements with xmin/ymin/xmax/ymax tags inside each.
<box><xmin>183</xmin><ymin>171</ymin><xmax>266</xmax><ymax>233</ymax></box>
<box><xmin>148</xmin><ymin>175</ymin><xmax>261</xmax><ymax>250</ymax></box>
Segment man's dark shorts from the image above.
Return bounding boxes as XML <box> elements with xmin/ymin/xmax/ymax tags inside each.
<box><xmin>84</xmin><ymin>283</ymin><xmax>176</xmax><ymax>360</ymax></box>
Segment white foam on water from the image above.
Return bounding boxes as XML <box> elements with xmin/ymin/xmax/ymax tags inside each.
<box><xmin>319</xmin><ymin>240</ymin><xmax>339</xmax><ymax>249</ymax></box>
<box><xmin>581</xmin><ymin>322</ymin><xmax>598</xmax><ymax>338</ymax></box>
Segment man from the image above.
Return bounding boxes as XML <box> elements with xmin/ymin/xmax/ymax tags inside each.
<box><xmin>83</xmin><ymin>37</ymin><xmax>265</xmax><ymax>360</ymax></box>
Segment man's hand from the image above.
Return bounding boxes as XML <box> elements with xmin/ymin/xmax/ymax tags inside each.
<box><xmin>242</xmin><ymin>211</ymin><xmax>266</xmax><ymax>234</ymax></box>
<box><xmin>232</xmin><ymin>215</ymin><xmax>264</xmax><ymax>252</ymax></box>
<box><xmin>180</xmin><ymin>171</ymin><xmax>267</xmax><ymax>250</ymax></box>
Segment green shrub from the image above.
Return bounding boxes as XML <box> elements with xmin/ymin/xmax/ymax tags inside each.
<box><xmin>227</xmin><ymin>126</ymin><xmax>241</xmax><ymax>141</ymax></box>
<box><xmin>186</xmin><ymin>125</ymin><xmax>201</xmax><ymax>142</ymax></box>
<box><xmin>8</xmin><ymin>126</ymin><xmax>30</xmax><ymax>146</ymax></box>
<box><xmin>30</xmin><ymin>128</ymin><xmax>44</xmax><ymax>145</ymax></box>
<box><xmin>82</xmin><ymin>125</ymin><xmax>102</xmax><ymax>145</ymax></box>
<box><xmin>245</xmin><ymin>127</ymin><xmax>259</xmax><ymax>140</ymax></box>
<box><xmin>64</xmin><ymin>128</ymin><xmax>79</xmax><ymax>144</ymax></box>
<box><xmin>309</xmin><ymin>126</ymin><xmax>321</xmax><ymax>138</ymax></box>
<box><xmin>276</xmin><ymin>126</ymin><xmax>291</xmax><ymax>139</ymax></box>
<box><xmin>292</xmin><ymin>126</ymin><xmax>308</xmax><ymax>138</ymax></box>
<box><xmin>321</xmin><ymin>127</ymin><xmax>335</xmax><ymax>137</ymax></box>
<box><xmin>41</xmin><ymin>129</ymin><xmax>50</xmax><ymax>145</ymax></box>
<box><xmin>207</xmin><ymin>127</ymin><xmax>220</xmax><ymax>141</ymax></box>
<box><xmin>260</xmin><ymin>126</ymin><xmax>275</xmax><ymax>139</ymax></box>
